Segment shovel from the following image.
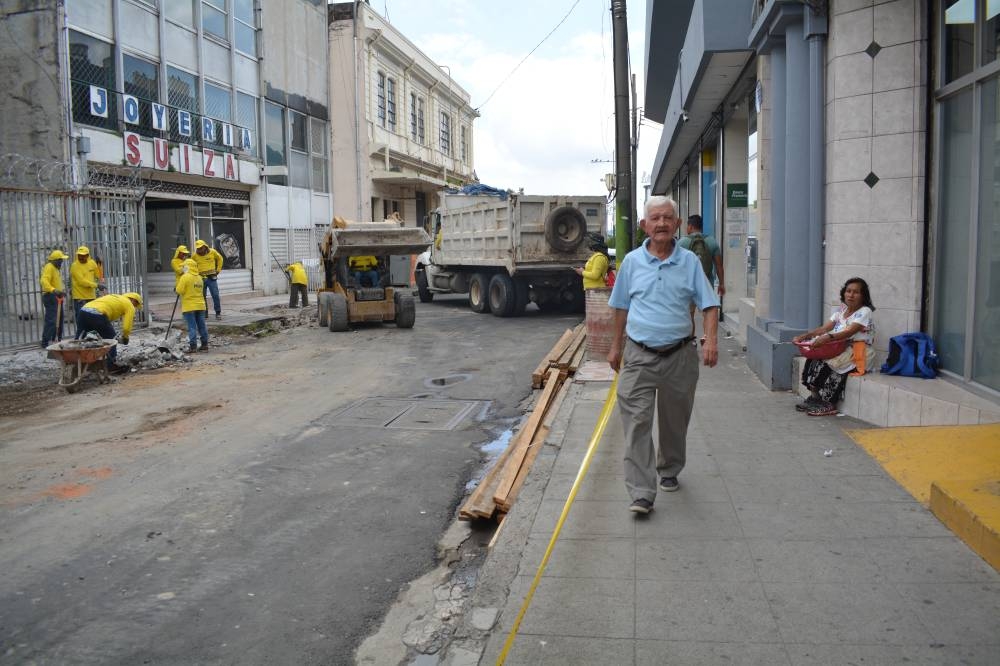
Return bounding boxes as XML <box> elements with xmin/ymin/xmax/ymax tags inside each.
<box><xmin>158</xmin><ymin>293</ymin><xmax>180</xmax><ymax>353</ymax></box>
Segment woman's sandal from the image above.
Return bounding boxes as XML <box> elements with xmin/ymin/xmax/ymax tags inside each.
<box><xmin>807</xmin><ymin>402</ymin><xmax>838</xmax><ymax>417</ymax></box>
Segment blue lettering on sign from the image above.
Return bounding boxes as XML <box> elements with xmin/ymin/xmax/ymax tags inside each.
<box><xmin>178</xmin><ymin>111</ymin><xmax>192</xmax><ymax>137</ymax></box>
<box><xmin>240</xmin><ymin>128</ymin><xmax>252</xmax><ymax>151</ymax></box>
<box><xmin>202</xmin><ymin>117</ymin><xmax>215</xmax><ymax>142</ymax></box>
<box><xmin>89</xmin><ymin>86</ymin><xmax>108</xmax><ymax>118</ymax></box>
<box><xmin>152</xmin><ymin>103</ymin><xmax>168</xmax><ymax>131</ymax></box>
<box><xmin>123</xmin><ymin>95</ymin><xmax>140</xmax><ymax>125</ymax></box>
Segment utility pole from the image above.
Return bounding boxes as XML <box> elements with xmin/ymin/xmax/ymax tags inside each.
<box><xmin>611</xmin><ymin>0</ymin><xmax>632</xmax><ymax>260</ymax></box>
<box><xmin>631</xmin><ymin>72</ymin><xmax>639</xmax><ymax>235</ymax></box>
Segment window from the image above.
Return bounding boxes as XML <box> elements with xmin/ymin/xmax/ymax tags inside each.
<box><xmin>311</xmin><ymin>117</ymin><xmax>329</xmax><ymax>193</ymax></box>
<box><xmin>202</xmin><ymin>0</ymin><xmax>227</xmax><ymax>41</ymax></box>
<box><xmin>69</xmin><ymin>30</ymin><xmax>116</xmax><ymax>130</ymax></box>
<box><xmin>386</xmin><ymin>77</ymin><xmax>396</xmax><ymax>130</ymax></box>
<box><xmin>203</xmin><ymin>81</ymin><xmax>231</xmax><ymax>149</ymax></box>
<box><xmin>376</xmin><ymin>71</ymin><xmax>386</xmax><ymax>126</ymax></box>
<box><xmin>167</xmin><ymin>65</ymin><xmax>198</xmax><ymax>142</ymax></box>
<box><xmin>166</xmin><ymin>0</ymin><xmax>195</xmax><ymax>26</ymax></box>
<box><xmin>195</xmin><ymin>203</ymin><xmax>247</xmax><ymax>269</ymax></box>
<box><xmin>123</xmin><ymin>54</ymin><xmax>159</xmax><ymax>136</ymax></box>
<box><xmin>460</xmin><ymin>125</ymin><xmax>467</xmax><ymax>162</ymax></box>
<box><xmin>409</xmin><ymin>95</ymin><xmax>426</xmax><ymax>144</ymax></box>
<box><xmin>410</xmin><ymin>93</ymin><xmax>418</xmax><ymax>140</ymax></box>
<box><xmin>264</xmin><ymin>100</ymin><xmax>287</xmax><ymax>185</ymax></box>
<box><xmin>236</xmin><ymin>91</ymin><xmax>258</xmax><ymax>156</ymax></box>
<box><xmin>439</xmin><ymin>111</ymin><xmax>451</xmax><ymax>155</ymax></box>
<box><xmin>234</xmin><ymin>0</ymin><xmax>256</xmax><ymax>55</ymax></box>
<box><xmin>289</xmin><ymin>110</ymin><xmax>309</xmax><ymax>188</ymax></box>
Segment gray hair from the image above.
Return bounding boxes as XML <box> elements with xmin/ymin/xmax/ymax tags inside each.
<box><xmin>643</xmin><ymin>195</ymin><xmax>678</xmax><ymax>218</ymax></box>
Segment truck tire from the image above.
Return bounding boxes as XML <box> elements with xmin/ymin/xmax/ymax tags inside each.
<box><xmin>544</xmin><ymin>206</ymin><xmax>587</xmax><ymax>253</ymax></box>
<box><xmin>488</xmin><ymin>273</ymin><xmax>516</xmax><ymax>317</ymax></box>
<box><xmin>329</xmin><ymin>293</ymin><xmax>349</xmax><ymax>332</ymax></box>
<box><xmin>394</xmin><ymin>292</ymin><xmax>416</xmax><ymax>328</ymax></box>
<box><xmin>468</xmin><ymin>273</ymin><xmax>491</xmax><ymax>314</ymax></box>
<box><xmin>317</xmin><ymin>291</ymin><xmax>333</xmax><ymax>327</ymax></box>
<box><xmin>415</xmin><ymin>269</ymin><xmax>433</xmax><ymax>303</ymax></box>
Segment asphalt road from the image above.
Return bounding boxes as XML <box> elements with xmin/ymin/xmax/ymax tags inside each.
<box><xmin>0</xmin><ymin>295</ymin><xmax>581</xmax><ymax>665</ymax></box>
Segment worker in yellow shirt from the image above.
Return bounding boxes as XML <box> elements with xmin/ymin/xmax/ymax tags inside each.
<box><xmin>286</xmin><ymin>262</ymin><xmax>309</xmax><ymax>307</ymax></box>
<box><xmin>39</xmin><ymin>249</ymin><xmax>69</xmax><ymax>347</ymax></box>
<box><xmin>348</xmin><ymin>255</ymin><xmax>380</xmax><ymax>287</ymax></box>
<box><xmin>194</xmin><ymin>239</ymin><xmax>224</xmax><ymax>319</ymax></box>
<box><xmin>171</xmin><ymin>245</ymin><xmax>191</xmax><ymax>283</ymax></box>
<box><xmin>76</xmin><ymin>292</ymin><xmax>142</xmax><ymax>373</ymax></box>
<box><xmin>70</xmin><ymin>246</ymin><xmax>102</xmax><ymax>334</ymax></box>
<box><xmin>176</xmin><ymin>258</ymin><xmax>209</xmax><ymax>352</ymax></box>
<box><xmin>574</xmin><ymin>232</ymin><xmax>611</xmax><ymax>289</ymax></box>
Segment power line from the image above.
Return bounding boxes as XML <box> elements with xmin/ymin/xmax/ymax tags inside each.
<box><xmin>474</xmin><ymin>0</ymin><xmax>582</xmax><ymax>112</ymax></box>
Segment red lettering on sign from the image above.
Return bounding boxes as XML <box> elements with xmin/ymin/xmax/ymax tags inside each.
<box><xmin>153</xmin><ymin>138</ymin><xmax>170</xmax><ymax>170</ymax></box>
<box><xmin>225</xmin><ymin>154</ymin><xmax>237</xmax><ymax>180</ymax></box>
<box><xmin>203</xmin><ymin>149</ymin><xmax>216</xmax><ymax>177</ymax></box>
<box><xmin>179</xmin><ymin>144</ymin><xmax>191</xmax><ymax>173</ymax></box>
<box><xmin>123</xmin><ymin>132</ymin><xmax>141</xmax><ymax>166</ymax></box>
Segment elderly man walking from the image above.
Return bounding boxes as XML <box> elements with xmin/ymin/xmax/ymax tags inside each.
<box><xmin>607</xmin><ymin>195</ymin><xmax>720</xmax><ymax>514</ymax></box>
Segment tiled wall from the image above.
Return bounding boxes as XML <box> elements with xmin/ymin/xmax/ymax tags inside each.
<box><xmin>825</xmin><ymin>0</ymin><xmax>927</xmax><ymax>355</ymax></box>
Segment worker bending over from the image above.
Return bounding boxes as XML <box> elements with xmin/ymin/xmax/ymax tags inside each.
<box><xmin>76</xmin><ymin>292</ymin><xmax>142</xmax><ymax>374</ymax></box>
<box><xmin>286</xmin><ymin>262</ymin><xmax>309</xmax><ymax>307</ymax></box>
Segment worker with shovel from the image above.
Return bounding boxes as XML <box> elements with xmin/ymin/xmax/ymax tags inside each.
<box><xmin>286</xmin><ymin>261</ymin><xmax>309</xmax><ymax>308</ymax></box>
<box><xmin>176</xmin><ymin>258</ymin><xmax>209</xmax><ymax>352</ymax></box>
<box><xmin>70</xmin><ymin>246</ymin><xmax>102</xmax><ymax>336</ymax></box>
<box><xmin>39</xmin><ymin>249</ymin><xmax>69</xmax><ymax>348</ymax></box>
<box><xmin>76</xmin><ymin>292</ymin><xmax>142</xmax><ymax>374</ymax></box>
<box><xmin>171</xmin><ymin>245</ymin><xmax>191</xmax><ymax>284</ymax></box>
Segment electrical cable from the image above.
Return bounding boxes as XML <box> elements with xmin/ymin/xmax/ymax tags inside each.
<box><xmin>474</xmin><ymin>0</ymin><xmax>582</xmax><ymax>112</ymax></box>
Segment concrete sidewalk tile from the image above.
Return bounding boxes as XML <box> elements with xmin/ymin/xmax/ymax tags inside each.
<box><xmin>543</xmin><ymin>472</ymin><xmax>626</xmax><ymax>502</ymax></box>
<box><xmin>893</xmin><ymin>582</ymin><xmax>1000</xmax><ymax>645</ymax></box>
<box><xmin>814</xmin><ymin>473</ymin><xmax>914</xmax><ymax>503</ymax></box>
<box><xmin>501</xmin><ymin>575</ymin><xmax>634</xmax><ymax>638</ymax></box>
<box><xmin>746</xmin><ymin>538</ymin><xmax>883</xmax><ymax>583</ymax></box>
<box><xmin>786</xmin><ymin>643</ymin><xmax>1000</xmax><ymax>665</ymax></box>
<box><xmin>713</xmin><ymin>451</ymin><xmax>812</xmax><ymax>476</ymax></box>
<box><xmin>763</xmin><ymin>582</ymin><xmax>933</xmax><ymax>645</ymax></box>
<box><xmin>724</xmin><ymin>474</ymin><xmax>838</xmax><ymax>505</ymax></box>
<box><xmin>650</xmin><ymin>472</ymin><xmax>728</xmax><ymax>503</ymax></box>
<box><xmin>734</xmin><ymin>501</ymin><xmax>853</xmax><ymax>540</ymax></box>
<box><xmin>529</xmin><ymin>499</ymin><xmax>636</xmax><ymax>539</ymax></box>
<box><xmin>791</xmin><ymin>448</ymin><xmax>889</xmax><ymax>476</ymax></box>
<box><xmin>550</xmin><ymin>448</ymin><xmax>622</xmax><ymax>477</ymax></box>
<box><xmin>862</xmin><ymin>536</ymin><xmax>1000</xmax><ymax>583</ymax></box>
<box><xmin>636</xmin><ymin>640</ymin><xmax>792</xmax><ymax>665</ymax></box>
<box><xmin>635</xmin><ymin>580</ymin><xmax>781</xmax><ymax>642</ymax></box>
<box><xmin>496</xmin><ymin>634</ymin><xmax>634</xmax><ymax>665</ymax></box>
<box><xmin>678</xmin><ymin>452</ymin><xmax>721</xmax><ymax>474</ymax></box>
<box><xmin>638</xmin><ymin>501</ymin><xmax>743</xmax><ymax>539</ymax></box>
<box><xmin>834</xmin><ymin>500</ymin><xmax>953</xmax><ymax>538</ymax></box>
<box><xmin>520</xmin><ymin>536</ymin><xmax>634</xmax><ymax>580</ymax></box>
<box><xmin>635</xmin><ymin>537</ymin><xmax>757</xmax><ymax>582</ymax></box>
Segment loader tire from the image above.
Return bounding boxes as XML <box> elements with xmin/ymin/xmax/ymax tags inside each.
<box><xmin>394</xmin><ymin>292</ymin><xmax>416</xmax><ymax>329</ymax></box>
<box><xmin>329</xmin><ymin>293</ymin><xmax>349</xmax><ymax>332</ymax></box>
<box><xmin>468</xmin><ymin>273</ymin><xmax>491</xmax><ymax>314</ymax></box>
<box><xmin>544</xmin><ymin>206</ymin><xmax>587</xmax><ymax>253</ymax></box>
<box><xmin>317</xmin><ymin>292</ymin><xmax>333</xmax><ymax>328</ymax></box>
<box><xmin>415</xmin><ymin>269</ymin><xmax>433</xmax><ymax>303</ymax></box>
<box><xmin>488</xmin><ymin>273</ymin><xmax>516</xmax><ymax>317</ymax></box>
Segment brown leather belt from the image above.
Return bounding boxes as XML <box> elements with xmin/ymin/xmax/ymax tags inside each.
<box><xmin>628</xmin><ymin>336</ymin><xmax>695</xmax><ymax>358</ymax></box>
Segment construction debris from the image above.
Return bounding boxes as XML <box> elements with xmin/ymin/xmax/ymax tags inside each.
<box><xmin>460</xmin><ymin>324</ymin><xmax>586</xmax><ymax>522</ymax></box>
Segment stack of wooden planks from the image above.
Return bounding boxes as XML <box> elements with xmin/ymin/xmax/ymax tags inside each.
<box><xmin>459</xmin><ymin>324</ymin><xmax>585</xmax><ymax>522</ymax></box>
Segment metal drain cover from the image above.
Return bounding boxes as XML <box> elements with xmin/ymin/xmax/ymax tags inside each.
<box><xmin>326</xmin><ymin>398</ymin><xmax>484</xmax><ymax>431</ymax></box>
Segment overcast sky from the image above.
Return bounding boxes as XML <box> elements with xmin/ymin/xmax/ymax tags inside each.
<box><xmin>370</xmin><ymin>0</ymin><xmax>661</xmax><ymax>201</ymax></box>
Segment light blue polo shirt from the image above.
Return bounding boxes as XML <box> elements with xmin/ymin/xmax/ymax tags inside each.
<box><xmin>608</xmin><ymin>239</ymin><xmax>720</xmax><ymax>347</ymax></box>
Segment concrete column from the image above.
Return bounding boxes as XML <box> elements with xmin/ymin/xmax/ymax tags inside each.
<box><xmin>807</xmin><ymin>29</ymin><xmax>826</xmax><ymax>329</ymax></box>
<box><xmin>769</xmin><ymin>46</ymin><xmax>786</xmax><ymax>321</ymax></box>
<box><xmin>783</xmin><ymin>23</ymin><xmax>809</xmax><ymax>330</ymax></box>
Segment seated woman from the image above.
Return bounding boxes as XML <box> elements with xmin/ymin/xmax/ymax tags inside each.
<box><xmin>792</xmin><ymin>277</ymin><xmax>877</xmax><ymax>416</ymax></box>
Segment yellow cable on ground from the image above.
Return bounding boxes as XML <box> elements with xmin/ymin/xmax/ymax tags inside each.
<box><xmin>496</xmin><ymin>376</ymin><xmax>619</xmax><ymax>665</ymax></box>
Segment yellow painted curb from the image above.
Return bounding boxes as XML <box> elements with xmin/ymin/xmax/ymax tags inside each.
<box><xmin>930</xmin><ymin>479</ymin><xmax>1000</xmax><ymax>572</ymax></box>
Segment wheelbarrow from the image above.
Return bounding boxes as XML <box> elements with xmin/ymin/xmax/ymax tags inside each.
<box><xmin>46</xmin><ymin>339</ymin><xmax>118</xmax><ymax>393</ymax></box>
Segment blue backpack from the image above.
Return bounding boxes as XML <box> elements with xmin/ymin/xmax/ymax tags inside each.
<box><xmin>880</xmin><ymin>332</ymin><xmax>938</xmax><ymax>379</ymax></box>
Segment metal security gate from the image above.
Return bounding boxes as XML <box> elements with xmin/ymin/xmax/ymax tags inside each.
<box><xmin>0</xmin><ymin>186</ymin><xmax>146</xmax><ymax>350</ymax></box>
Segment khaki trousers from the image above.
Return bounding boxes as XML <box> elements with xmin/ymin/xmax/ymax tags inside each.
<box><xmin>616</xmin><ymin>338</ymin><xmax>699</xmax><ymax>503</ymax></box>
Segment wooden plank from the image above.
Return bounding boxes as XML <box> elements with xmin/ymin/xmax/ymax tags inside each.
<box><xmin>567</xmin><ymin>340</ymin><xmax>587</xmax><ymax>374</ymax></box>
<box><xmin>458</xmin><ymin>433</ymin><xmax>519</xmax><ymax>520</ymax></box>
<box><xmin>555</xmin><ymin>324</ymin><xmax>587</xmax><ymax>368</ymax></box>
<box><xmin>497</xmin><ymin>376</ymin><xmax>573</xmax><ymax>511</ymax></box>
<box><xmin>492</xmin><ymin>368</ymin><xmax>562</xmax><ymax>507</ymax></box>
<box><xmin>536</xmin><ymin>328</ymin><xmax>575</xmax><ymax>381</ymax></box>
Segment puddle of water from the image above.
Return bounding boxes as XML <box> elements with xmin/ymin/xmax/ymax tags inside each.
<box><xmin>464</xmin><ymin>427</ymin><xmax>514</xmax><ymax>491</ymax></box>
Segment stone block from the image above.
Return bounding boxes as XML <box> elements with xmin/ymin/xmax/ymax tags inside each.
<box><xmin>858</xmin><ymin>378</ymin><xmax>889</xmax><ymax>426</ymax></box>
<box><xmin>828</xmin><ymin>137</ymin><xmax>873</xmax><ymax>182</ymax></box>
<box><xmin>832</xmin><ymin>0</ymin><xmax>875</xmax><ymax>15</ymax></box>
<box><xmin>872</xmin><ymin>132</ymin><xmax>914</xmax><ymax>179</ymax></box>
<box><xmin>874</xmin><ymin>43</ymin><xmax>916</xmax><ymax>92</ymax></box>
<box><xmin>873</xmin><ymin>88</ymin><xmax>914</xmax><ymax>134</ymax></box>
<box><xmin>825</xmin><ymin>222</ymin><xmax>871</xmax><ymax>265</ymax></box>
<box><xmin>830</xmin><ymin>94</ymin><xmax>873</xmax><ymax>140</ymax></box>
<box><xmin>833</xmin><ymin>53</ymin><xmax>874</xmax><ymax>98</ymax></box>
<box><xmin>920</xmin><ymin>395</ymin><xmax>959</xmax><ymax>426</ymax></box>
<box><xmin>825</xmin><ymin>179</ymin><xmax>873</xmax><ymax>223</ymax></box>
<box><xmin>874</xmin><ymin>0</ymin><xmax>916</xmax><ymax>47</ymax></box>
<box><xmin>959</xmin><ymin>405</ymin><xmax>980</xmax><ymax>425</ymax></box>
<box><xmin>870</xmin><ymin>176</ymin><xmax>913</xmax><ymax>221</ymax></box>
<box><xmin>832</xmin><ymin>5</ymin><xmax>874</xmax><ymax>57</ymax></box>
<box><xmin>868</xmin><ymin>220</ymin><xmax>918</xmax><ymax>267</ymax></box>
<box><xmin>887</xmin><ymin>385</ymin><xmax>921</xmax><ymax>426</ymax></box>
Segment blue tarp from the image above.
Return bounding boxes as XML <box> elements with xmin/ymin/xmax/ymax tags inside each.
<box><xmin>444</xmin><ymin>183</ymin><xmax>508</xmax><ymax>200</ymax></box>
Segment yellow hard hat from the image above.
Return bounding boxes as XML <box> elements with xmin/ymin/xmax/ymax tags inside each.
<box><xmin>183</xmin><ymin>258</ymin><xmax>199</xmax><ymax>272</ymax></box>
<box><xmin>76</xmin><ymin>246</ymin><xmax>90</xmax><ymax>256</ymax></box>
<box><xmin>48</xmin><ymin>250</ymin><xmax>69</xmax><ymax>261</ymax></box>
<box><xmin>123</xmin><ymin>292</ymin><xmax>143</xmax><ymax>309</ymax></box>
<box><xmin>176</xmin><ymin>245</ymin><xmax>190</xmax><ymax>255</ymax></box>
<box><xmin>195</xmin><ymin>239</ymin><xmax>208</xmax><ymax>249</ymax></box>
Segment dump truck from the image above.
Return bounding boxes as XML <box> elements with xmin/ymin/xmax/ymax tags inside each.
<box><xmin>414</xmin><ymin>192</ymin><xmax>606</xmax><ymax>316</ymax></box>
<box><xmin>317</xmin><ymin>219</ymin><xmax>431</xmax><ymax>331</ymax></box>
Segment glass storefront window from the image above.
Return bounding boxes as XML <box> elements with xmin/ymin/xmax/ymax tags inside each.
<box><xmin>945</xmin><ymin>0</ymin><xmax>976</xmax><ymax>82</ymax></box>
<box><xmin>123</xmin><ymin>54</ymin><xmax>158</xmax><ymax>136</ymax></box>
<box><xmin>986</xmin><ymin>0</ymin><xmax>1000</xmax><ymax>64</ymax></box>
<box><xmin>166</xmin><ymin>0</ymin><xmax>195</xmax><ymax>27</ymax></box>
<box><xmin>264</xmin><ymin>101</ymin><xmax>287</xmax><ymax>186</ymax></box>
<box><xmin>934</xmin><ymin>89</ymin><xmax>974</xmax><ymax>376</ymax></box>
<box><xmin>973</xmin><ymin>77</ymin><xmax>1000</xmax><ymax>390</ymax></box>
<box><xmin>69</xmin><ymin>30</ymin><xmax>116</xmax><ymax>131</ymax></box>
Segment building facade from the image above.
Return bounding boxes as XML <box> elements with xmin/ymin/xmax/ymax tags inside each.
<box><xmin>328</xmin><ymin>2</ymin><xmax>477</xmax><ymax>228</ymax></box>
<box><xmin>644</xmin><ymin>0</ymin><xmax>999</xmax><ymax>425</ymax></box>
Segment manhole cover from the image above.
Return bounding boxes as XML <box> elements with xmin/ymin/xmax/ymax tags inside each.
<box><xmin>325</xmin><ymin>398</ymin><xmax>485</xmax><ymax>431</ymax></box>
